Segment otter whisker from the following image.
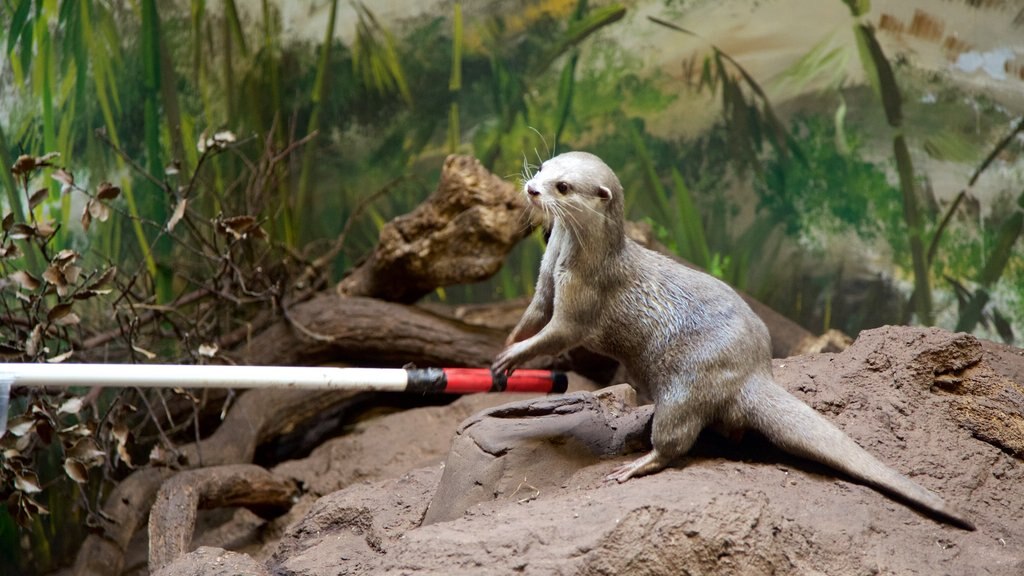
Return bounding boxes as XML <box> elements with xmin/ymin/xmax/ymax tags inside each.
<box><xmin>527</xmin><ymin>126</ymin><xmax>551</xmax><ymax>162</ymax></box>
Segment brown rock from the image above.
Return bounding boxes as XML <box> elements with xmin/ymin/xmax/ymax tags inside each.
<box><xmin>423</xmin><ymin>384</ymin><xmax>653</xmax><ymax>524</ymax></box>
<box><xmin>140</xmin><ymin>326</ymin><xmax>1024</xmax><ymax>575</ymax></box>
<box><xmin>151</xmin><ymin>546</ymin><xmax>270</xmax><ymax>576</ymax></box>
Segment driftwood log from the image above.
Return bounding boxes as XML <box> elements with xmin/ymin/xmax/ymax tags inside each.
<box><xmin>73</xmin><ymin>153</ymin><xmax>840</xmax><ymax>574</ymax></box>
<box><xmin>148</xmin><ymin>464</ymin><xmax>297</xmax><ymax>573</ymax></box>
<box><xmin>73</xmin><ymin>155</ymin><xmax>534</xmax><ymax>575</ymax></box>
<box><xmin>336</xmin><ymin>154</ymin><xmax>531</xmax><ymax>303</ymax></box>
<box><xmin>72</xmin><ymin>467</ymin><xmax>177</xmax><ymax>576</ymax></box>
<box><xmin>73</xmin><ymin>386</ymin><xmax>357</xmax><ymax>576</ymax></box>
<box><xmin>235</xmin><ymin>295</ymin><xmax>505</xmax><ymax>368</ymax></box>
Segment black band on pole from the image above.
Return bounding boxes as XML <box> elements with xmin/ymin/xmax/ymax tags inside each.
<box><xmin>405</xmin><ymin>367</ymin><xmax>447</xmax><ymax>393</ymax></box>
<box><xmin>490</xmin><ymin>369</ymin><xmax>508</xmax><ymax>392</ymax></box>
<box><xmin>551</xmin><ymin>371</ymin><xmax>568</xmax><ymax>394</ymax></box>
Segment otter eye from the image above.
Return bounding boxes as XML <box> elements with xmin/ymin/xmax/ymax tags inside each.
<box><xmin>555</xmin><ymin>181</ymin><xmax>569</xmax><ymax>194</ymax></box>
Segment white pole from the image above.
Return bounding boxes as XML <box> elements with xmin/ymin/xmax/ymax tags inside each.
<box><xmin>0</xmin><ymin>363</ymin><xmax>411</xmax><ymax>392</ymax></box>
<box><xmin>0</xmin><ymin>375</ymin><xmax>10</xmax><ymax>435</ymax></box>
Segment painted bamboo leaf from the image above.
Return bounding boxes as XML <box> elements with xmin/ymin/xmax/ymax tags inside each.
<box><xmin>535</xmin><ymin>4</ymin><xmax>625</xmax><ymax>73</ymax></box>
<box><xmin>296</xmin><ymin>0</ymin><xmax>339</xmax><ymax>231</ymax></box>
<box><xmin>671</xmin><ymin>168</ymin><xmax>710</xmax><ymax>269</ymax></box>
<box><xmin>353</xmin><ymin>2</ymin><xmax>412</xmax><ymax>104</ymax></box>
<box><xmin>853</xmin><ymin>24</ymin><xmax>901</xmax><ymax>128</ymax></box>
<box><xmin>447</xmin><ymin>2</ymin><xmax>463</xmax><ymax>153</ymax></box>
<box><xmin>553</xmin><ymin>53</ymin><xmax>578</xmax><ymax>150</ymax></box>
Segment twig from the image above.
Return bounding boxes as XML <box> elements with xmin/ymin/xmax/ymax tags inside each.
<box><xmin>133</xmin><ymin>386</ymin><xmax>176</xmax><ymax>456</ymax></box>
<box><xmin>280</xmin><ymin>298</ymin><xmax>336</xmax><ymax>343</ymax></box>
<box><xmin>94</xmin><ymin>129</ymin><xmax>172</xmax><ymax>194</ymax></box>
<box><xmin>82</xmin><ymin>288</ymin><xmax>211</xmax><ymax>349</ymax></box>
<box><xmin>926</xmin><ymin>118</ymin><xmax>1024</xmax><ymax>266</ymax></box>
<box><xmin>295</xmin><ymin>174</ymin><xmax>408</xmax><ymax>289</ymax></box>
<box><xmin>509</xmin><ymin>476</ymin><xmax>540</xmax><ymax>504</ymax></box>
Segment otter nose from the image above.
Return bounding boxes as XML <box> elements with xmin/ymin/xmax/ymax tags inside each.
<box><xmin>527</xmin><ymin>186</ymin><xmax>540</xmax><ymax>197</ymax></box>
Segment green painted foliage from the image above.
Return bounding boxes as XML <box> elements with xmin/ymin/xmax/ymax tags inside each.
<box><xmin>757</xmin><ymin>115</ymin><xmax>904</xmax><ymax>248</ymax></box>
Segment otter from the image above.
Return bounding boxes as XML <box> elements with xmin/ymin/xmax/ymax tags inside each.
<box><xmin>491</xmin><ymin>151</ymin><xmax>974</xmax><ymax>530</ymax></box>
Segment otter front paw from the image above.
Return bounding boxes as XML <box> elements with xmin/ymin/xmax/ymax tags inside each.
<box><xmin>491</xmin><ymin>342</ymin><xmax>527</xmax><ymax>376</ymax></box>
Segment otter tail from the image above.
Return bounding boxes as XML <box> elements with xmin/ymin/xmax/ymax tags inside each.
<box><xmin>739</xmin><ymin>376</ymin><xmax>975</xmax><ymax>530</ymax></box>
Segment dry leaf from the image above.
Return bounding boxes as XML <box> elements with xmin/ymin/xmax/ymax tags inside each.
<box><xmin>6</xmin><ymin>415</ymin><xmax>36</xmax><ymax>437</ymax></box>
<box><xmin>68</xmin><ymin>437</ymin><xmax>105</xmax><ymax>467</ymax></box>
<box><xmin>0</xmin><ymin>243</ymin><xmax>21</xmax><ymax>259</ymax></box>
<box><xmin>14</xmin><ymin>470</ymin><xmax>42</xmax><ymax>493</ymax></box>
<box><xmin>81</xmin><ymin>201</ymin><xmax>93</xmax><ymax>231</ymax></box>
<box><xmin>96</xmin><ymin>182</ymin><xmax>121</xmax><ymax>200</ymax></box>
<box><xmin>9</xmin><ymin>270</ymin><xmax>40</xmax><ymax>291</ymax></box>
<box><xmin>11</xmin><ymin>155</ymin><xmax>37</xmax><ymax>176</ymax></box>
<box><xmin>8</xmin><ymin>222</ymin><xmax>35</xmax><ymax>240</ymax></box>
<box><xmin>25</xmin><ymin>325</ymin><xmax>42</xmax><ymax>357</ymax></box>
<box><xmin>63</xmin><ymin>265</ymin><xmax>81</xmax><ymax>284</ymax></box>
<box><xmin>28</xmin><ymin>188</ymin><xmax>49</xmax><ymax>210</ymax></box>
<box><xmin>131</xmin><ymin>344</ymin><xmax>157</xmax><ymax>360</ymax></box>
<box><xmin>51</xmin><ymin>168</ymin><xmax>74</xmax><ymax>187</ymax></box>
<box><xmin>88</xmin><ymin>267</ymin><xmax>117</xmax><ymax>290</ymax></box>
<box><xmin>59</xmin><ymin>422</ymin><xmax>93</xmax><ymax>437</ymax></box>
<box><xmin>149</xmin><ymin>443</ymin><xmax>172</xmax><ymax>466</ymax></box>
<box><xmin>167</xmin><ymin>198</ymin><xmax>187</xmax><ymax>232</ymax></box>
<box><xmin>64</xmin><ymin>458</ymin><xmax>89</xmax><ymax>483</ymax></box>
<box><xmin>35</xmin><ymin>221</ymin><xmax>56</xmax><ymax>238</ymax></box>
<box><xmin>42</xmin><ymin>264</ymin><xmax>65</xmax><ymax>288</ymax></box>
<box><xmin>47</xmin><ymin>302</ymin><xmax>74</xmax><ymax>322</ymax></box>
<box><xmin>73</xmin><ymin>289</ymin><xmax>111</xmax><ymax>300</ymax></box>
<box><xmin>213</xmin><ymin>130</ymin><xmax>237</xmax><ymax>144</ymax></box>
<box><xmin>57</xmin><ymin>397</ymin><xmax>83</xmax><ymax>415</ymax></box>
<box><xmin>19</xmin><ymin>493</ymin><xmax>49</xmax><ymax>516</ymax></box>
<box><xmin>54</xmin><ymin>313</ymin><xmax>80</xmax><ymax>327</ymax></box>
<box><xmin>112</xmin><ymin>423</ymin><xmax>129</xmax><ymax>445</ymax></box>
<box><xmin>117</xmin><ymin>444</ymin><xmax>134</xmax><ymax>468</ymax></box>
<box><xmin>88</xmin><ymin>198</ymin><xmax>110</xmax><ymax>222</ymax></box>
<box><xmin>47</xmin><ymin>349</ymin><xmax>75</xmax><ymax>362</ymax></box>
<box><xmin>215</xmin><ymin>215</ymin><xmax>266</xmax><ymax>240</ymax></box>
<box><xmin>53</xmin><ymin>249</ymin><xmax>77</xmax><ymax>266</ymax></box>
<box><xmin>112</xmin><ymin>423</ymin><xmax>133</xmax><ymax>468</ymax></box>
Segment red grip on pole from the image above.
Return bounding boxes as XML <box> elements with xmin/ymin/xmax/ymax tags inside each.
<box><xmin>441</xmin><ymin>368</ymin><xmax>568</xmax><ymax>394</ymax></box>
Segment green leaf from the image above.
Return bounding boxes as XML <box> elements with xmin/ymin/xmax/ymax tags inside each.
<box><xmin>854</xmin><ymin>24</ymin><xmax>901</xmax><ymax>128</ymax></box>
<box><xmin>978</xmin><ymin>211</ymin><xmax>1023</xmax><ymax>287</ymax></box>
<box><xmin>671</xmin><ymin>168</ymin><xmax>709</xmax><ymax>268</ymax></box>
<box><xmin>536</xmin><ymin>4</ymin><xmax>626</xmax><ymax>72</ymax></box>
<box><xmin>774</xmin><ymin>31</ymin><xmax>850</xmax><ymax>94</ymax></box>
<box><xmin>7</xmin><ymin>0</ymin><xmax>32</xmax><ymax>55</ymax></box>
<box><xmin>553</xmin><ymin>52</ymin><xmax>578</xmax><ymax>150</ymax></box>
<box><xmin>841</xmin><ymin>0</ymin><xmax>871</xmax><ymax>17</ymax></box>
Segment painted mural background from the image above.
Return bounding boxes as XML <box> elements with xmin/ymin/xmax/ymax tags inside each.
<box><xmin>4</xmin><ymin>0</ymin><xmax>1024</xmax><ymax>337</ymax></box>
<box><xmin>1</xmin><ymin>0</ymin><xmax>1023</xmax><ymax>571</ymax></box>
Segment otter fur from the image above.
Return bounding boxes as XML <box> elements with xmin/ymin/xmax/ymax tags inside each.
<box><xmin>492</xmin><ymin>151</ymin><xmax>974</xmax><ymax>530</ymax></box>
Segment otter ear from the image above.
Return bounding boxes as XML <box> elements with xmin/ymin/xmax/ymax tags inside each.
<box><xmin>597</xmin><ymin>185</ymin><xmax>612</xmax><ymax>201</ymax></box>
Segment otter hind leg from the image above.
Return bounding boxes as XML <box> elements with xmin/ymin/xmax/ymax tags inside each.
<box><xmin>606</xmin><ymin>398</ymin><xmax>703</xmax><ymax>482</ymax></box>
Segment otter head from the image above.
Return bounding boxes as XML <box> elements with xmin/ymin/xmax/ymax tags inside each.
<box><xmin>523</xmin><ymin>152</ymin><xmax>624</xmax><ymax>229</ymax></box>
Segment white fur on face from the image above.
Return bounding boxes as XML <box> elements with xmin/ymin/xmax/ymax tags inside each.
<box><xmin>523</xmin><ymin>152</ymin><xmax>619</xmax><ymax>241</ymax></box>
